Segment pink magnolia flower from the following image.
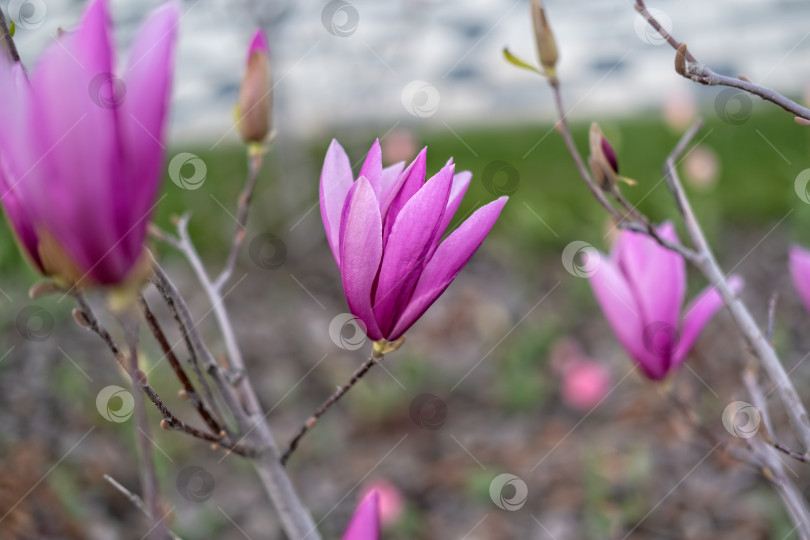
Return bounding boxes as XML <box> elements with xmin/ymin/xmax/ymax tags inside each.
<box><xmin>320</xmin><ymin>139</ymin><xmax>507</xmax><ymax>342</ymax></box>
<box><xmin>789</xmin><ymin>245</ymin><xmax>810</xmax><ymax>314</ymax></box>
<box><xmin>361</xmin><ymin>480</ymin><xmax>404</xmax><ymax>527</ymax></box>
<box><xmin>0</xmin><ymin>0</ymin><xmax>179</xmax><ymax>285</ymax></box>
<box><xmin>342</xmin><ymin>490</ymin><xmax>380</xmax><ymax>540</ymax></box>
<box><xmin>588</xmin><ymin>222</ymin><xmax>743</xmax><ymax>380</ymax></box>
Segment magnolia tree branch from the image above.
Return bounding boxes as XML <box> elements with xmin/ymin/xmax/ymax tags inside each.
<box><xmin>149</xmin><ymin>260</ymin><xmax>319</xmax><ymax>539</ymax></box>
<box><xmin>547</xmin><ymin>82</ymin><xmax>700</xmax><ymax>263</ymax></box>
<box><xmin>634</xmin><ymin>0</ymin><xmax>810</xmax><ymax>121</ymax></box>
<box><xmin>744</xmin><ymin>369</ymin><xmax>810</xmax><ymax>539</ymax></box>
<box><xmin>662</xmin><ymin>121</ymin><xmax>810</xmax><ymax>452</ymax></box>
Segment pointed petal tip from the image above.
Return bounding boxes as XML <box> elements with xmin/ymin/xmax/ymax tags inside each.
<box><xmin>248</xmin><ymin>29</ymin><xmax>269</xmax><ymax>57</ymax></box>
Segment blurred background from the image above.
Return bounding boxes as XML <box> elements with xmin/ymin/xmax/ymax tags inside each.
<box><xmin>3</xmin><ymin>0</ymin><xmax>810</xmax><ymax>538</ymax></box>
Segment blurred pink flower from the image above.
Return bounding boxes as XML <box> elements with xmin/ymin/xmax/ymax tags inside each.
<box><xmin>588</xmin><ymin>222</ymin><xmax>743</xmax><ymax>380</ymax></box>
<box><xmin>662</xmin><ymin>90</ymin><xmax>697</xmax><ymax>131</ymax></box>
<box><xmin>381</xmin><ymin>128</ymin><xmax>418</xmax><ymax>164</ymax></box>
<box><xmin>562</xmin><ymin>360</ymin><xmax>611</xmax><ymax>411</ymax></box>
<box><xmin>684</xmin><ymin>145</ymin><xmax>719</xmax><ymax>190</ymax></box>
<box><xmin>0</xmin><ymin>0</ymin><xmax>179</xmax><ymax>285</ymax></box>
<box><xmin>343</xmin><ymin>490</ymin><xmax>380</xmax><ymax>540</ymax></box>
<box><xmin>361</xmin><ymin>480</ymin><xmax>404</xmax><ymax>526</ymax></box>
<box><xmin>320</xmin><ymin>139</ymin><xmax>507</xmax><ymax>342</ymax></box>
<box><xmin>789</xmin><ymin>245</ymin><xmax>810</xmax><ymax>314</ymax></box>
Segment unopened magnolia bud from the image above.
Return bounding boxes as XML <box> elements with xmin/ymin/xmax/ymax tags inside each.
<box><xmin>589</xmin><ymin>123</ymin><xmax>620</xmax><ymax>190</ymax></box>
<box><xmin>236</xmin><ymin>30</ymin><xmax>272</xmax><ymax>143</ymax></box>
<box><xmin>531</xmin><ymin>0</ymin><xmax>558</xmax><ymax>76</ymax></box>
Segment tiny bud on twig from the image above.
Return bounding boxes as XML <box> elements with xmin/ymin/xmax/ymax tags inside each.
<box><xmin>72</xmin><ymin>308</ymin><xmax>92</xmax><ymax>329</ymax></box>
<box><xmin>29</xmin><ymin>280</ymin><xmax>63</xmax><ymax>299</ymax></box>
<box><xmin>160</xmin><ymin>419</ymin><xmax>171</xmax><ymax>430</ymax></box>
<box><xmin>675</xmin><ymin>44</ymin><xmax>687</xmax><ymax>77</ymax></box>
<box><xmin>177</xmin><ymin>389</ymin><xmax>188</xmax><ymax>400</ymax></box>
<box><xmin>738</xmin><ymin>74</ymin><xmax>751</xmax><ymax>82</ymax></box>
<box><xmin>796</xmin><ymin>116</ymin><xmax>810</xmax><ymax>127</ymax></box>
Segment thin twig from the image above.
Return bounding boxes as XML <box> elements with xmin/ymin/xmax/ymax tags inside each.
<box><xmin>139</xmin><ymin>295</ymin><xmax>223</xmax><ymax>435</ymax></box>
<box><xmin>122</xmin><ymin>314</ymin><xmax>166</xmax><ymax>540</ymax></box>
<box><xmin>547</xmin><ymin>80</ymin><xmax>699</xmax><ymax>261</ymax></box>
<box><xmin>634</xmin><ymin>0</ymin><xmax>810</xmax><ymax>120</ymax></box>
<box><xmin>664</xmin><ymin>385</ymin><xmax>759</xmax><ymax>469</ymax></box>
<box><xmin>74</xmin><ymin>293</ymin><xmax>254</xmax><ymax>456</ymax></box>
<box><xmin>104</xmin><ymin>475</ymin><xmax>184</xmax><ymax>540</ymax></box>
<box><xmin>766</xmin><ymin>293</ymin><xmax>778</xmax><ymax>344</ymax></box>
<box><xmin>174</xmin><ymin>215</ymin><xmax>250</xmax><ymax>411</ymax></box>
<box><xmin>147</xmin><ymin>262</ymin><xmax>228</xmax><ymax>427</ymax></box>
<box><xmin>662</xmin><ymin>119</ymin><xmax>810</xmax><ymax>452</ymax></box>
<box><xmin>281</xmin><ymin>349</ymin><xmax>384</xmax><ymax>465</ymax></box>
<box><xmin>215</xmin><ymin>150</ymin><xmax>265</xmax><ymax>291</ymax></box>
<box><xmin>0</xmin><ymin>9</ymin><xmax>20</xmax><ymax>63</ymax></box>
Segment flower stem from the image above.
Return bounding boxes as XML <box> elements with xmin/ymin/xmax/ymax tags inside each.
<box><xmin>281</xmin><ymin>348</ymin><xmax>385</xmax><ymax>466</ymax></box>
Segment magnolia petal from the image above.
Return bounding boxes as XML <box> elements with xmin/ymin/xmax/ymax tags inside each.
<box><xmin>373</xmin><ymin>162</ymin><xmax>453</xmax><ymax>336</ymax></box>
<box><xmin>27</xmin><ymin>0</ymin><xmax>126</xmax><ymax>283</ymax></box>
<box><xmin>615</xmin><ymin>222</ymin><xmax>685</xmax><ymax>329</ymax></box>
<box><xmin>589</xmin><ymin>252</ymin><xmax>666</xmax><ymax>379</ymax></box>
<box><xmin>359</xmin><ymin>139</ymin><xmax>383</xmax><ymax>200</ymax></box>
<box><xmin>342</xmin><ymin>490</ymin><xmax>380</xmax><ymax>540</ymax></box>
<box><xmin>389</xmin><ymin>197</ymin><xmax>506</xmax><ymax>340</ymax></box>
<box><xmin>377</xmin><ymin>160</ymin><xmax>405</xmax><ymax>208</ymax></box>
<box><xmin>339</xmin><ymin>177</ymin><xmax>383</xmax><ymax>340</ymax></box>
<box><xmin>119</xmin><ymin>1</ymin><xmax>179</xmax><ymax>261</ymax></box>
<box><xmin>427</xmin><ymin>170</ymin><xmax>472</xmax><ymax>261</ymax></box>
<box><xmin>790</xmin><ymin>245</ymin><xmax>810</xmax><ymax>315</ymax></box>
<box><xmin>381</xmin><ymin>147</ymin><xmax>427</xmax><ymax>243</ymax></box>
<box><xmin>320</xmin><ymin>139</ymin><xmax>355</xmax><ymax>265</ymax></box>
<box><xmin>675</xmin><ymin>275</ymin><xmax>744</xmax><ymax>366</ymax></box>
